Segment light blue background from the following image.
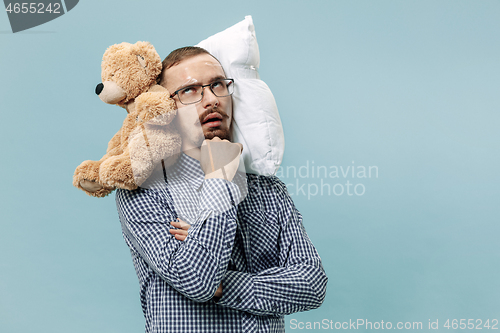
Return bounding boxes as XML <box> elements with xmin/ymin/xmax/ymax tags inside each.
<box><xmin>1</xmin><ymin>1</ymin><xmax>499</xmax><ymax>332</ymax></box>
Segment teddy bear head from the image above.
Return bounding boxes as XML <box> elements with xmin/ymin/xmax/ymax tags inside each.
<box><xmin>96</xmin><ymin>41</ymin><xmax>162</xmax><ymax>106</ymax></box>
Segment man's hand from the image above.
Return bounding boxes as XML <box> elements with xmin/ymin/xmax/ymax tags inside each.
<box><xmin>200</xmin><ymin>137</ymin><xmax>243</xmax><ymax>182</ymax></box>
<box><xmin>213</xmin><ymin>283</ymin><xmax>223</xmax><ymax>301</ymax></box>
<box><xmin>169</xmin><ymin>218</ymin><xmax>191</xmax><ymax>241</ymax></box>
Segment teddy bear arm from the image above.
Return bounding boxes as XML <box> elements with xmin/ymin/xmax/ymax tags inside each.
<box><xmin>147</xmin><ymin>84</ymin><xmax>170</xmax><ymax>94</ymax></box>
<box><xmin>135</xmin><ymin>91</ymin><xmax>177</xmax><ymax>125</ymax></box>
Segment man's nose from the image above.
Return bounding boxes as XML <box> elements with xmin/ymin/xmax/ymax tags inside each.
<box><xmin>201</xmin><ymin>86</ymin><xmax>219</xmax><ymax>108</ymax></box>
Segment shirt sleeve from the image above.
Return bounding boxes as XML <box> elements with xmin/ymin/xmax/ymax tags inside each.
<box><xmin>116</xmin><ymin>177</ymin><xmax>242</xmax><ymax>303</ymax></box>
<box><xmin>215</xmin><ymin>177</ymin><xmax>328</xmax><ymax>316</ymax></box>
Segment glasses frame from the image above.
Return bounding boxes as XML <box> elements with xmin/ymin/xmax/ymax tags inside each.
<box><xmin>169</xmin><ymin>78</ymin><xmax>235</xmax><ymax>105</ymax></box>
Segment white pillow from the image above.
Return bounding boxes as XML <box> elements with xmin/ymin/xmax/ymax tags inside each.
<box><xmin>197</xmin><ymin>15</ymin><xmax>285</xmax><ymax>176</ymax></box>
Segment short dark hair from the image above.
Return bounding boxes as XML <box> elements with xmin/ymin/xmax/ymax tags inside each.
<box><xmin>157</xmin><ymin>46</ymin><xmax>213</xmax><ymax>85</ymax></box>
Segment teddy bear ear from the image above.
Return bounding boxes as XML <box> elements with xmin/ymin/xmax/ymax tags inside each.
<box><xmin>137</xmin><ymin>55</ymin><xmax>147</xmax><ymax>70</ymax></box>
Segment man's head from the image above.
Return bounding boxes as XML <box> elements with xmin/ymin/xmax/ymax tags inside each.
<box><xmin>159</xmin><ymin>47</ymin><xmax>233</xmax><ymax>147</ymax></box>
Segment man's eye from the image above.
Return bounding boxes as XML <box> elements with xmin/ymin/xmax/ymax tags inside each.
<box><xmin>212</xmin><ymin>81</ymin><xmax>229</xmax><ymax>93</ymax></box>
<box><xmin>180</xmin><ymin>86</ymin><xmax>199</xmax><ymax>96</ymax></box>
<box><xmin>212</xmin><ymin>81</ymin><xmax>224</xmax><ymax>89</ymax></box>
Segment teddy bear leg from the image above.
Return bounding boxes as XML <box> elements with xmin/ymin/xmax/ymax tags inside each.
<box><xmin>73</xmin><ymin>160</ymin><xmax>115</xmax><ymax>197</ymax></box>
<box><xmin>99</xmin><ymin>150</ymin><xmax>144</xmax><ymax>191</ymax></box>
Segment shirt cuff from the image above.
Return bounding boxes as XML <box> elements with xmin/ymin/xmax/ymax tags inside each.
<box><xmin>198</xmin><ymin>178</ymin><xmax>242</xmax><ymax>214</ymax></box>
<box><xmin>216</xmin><ymin>270</ymin><xmax>255</xmax><ymax>310</ymax></box>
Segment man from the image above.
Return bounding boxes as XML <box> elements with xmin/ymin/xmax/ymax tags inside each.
<box><xmin>115</xmin><ymin>46</ymin><xmax>327</xmax><ymax>333</ymax></box>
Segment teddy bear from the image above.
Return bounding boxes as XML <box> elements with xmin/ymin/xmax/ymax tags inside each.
<box><xmin>73</xmin><ymin>41</ymin><xmax>181</xmax><ymax>197</ymax></box>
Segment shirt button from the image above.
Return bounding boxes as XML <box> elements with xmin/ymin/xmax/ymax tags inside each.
<box><xmin>236</xmin><ymin>296</ymin><xmax>242</xmax><ymax>303</ymax></box>
<box><xmin>226</xmin><ymin>242</ymin><xmax>232</xmax><ymax>248</ymax></box>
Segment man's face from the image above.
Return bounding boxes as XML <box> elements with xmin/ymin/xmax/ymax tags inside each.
<box><xmin>162</xmin><ymin>54</ymin><xmax>232</xmax><ymax>145</ymax></box>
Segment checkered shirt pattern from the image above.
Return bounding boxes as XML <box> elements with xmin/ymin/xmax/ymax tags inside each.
<box><xmin>116</xmin><ymin>153</ymin><xmax>328</xmax><ymax>333</ymax></box>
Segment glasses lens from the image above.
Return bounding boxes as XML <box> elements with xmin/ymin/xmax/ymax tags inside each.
<box><xmin>178</xmin><ymin>86</ymin><xmax>202</xmax><ymax>105</ymax></box>
<box><xmin>211</xmin><ymin>79</ymin><xmax>234</xmax><ymax>97</ymax></box>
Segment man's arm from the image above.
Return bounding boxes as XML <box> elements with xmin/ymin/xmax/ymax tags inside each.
<box><xmin>170</xmin><ymin>218</ymin><xmax>225</xmax><ymax>300</ymax></box>
<box><xmin>215</xmin><ymin>176</ymin><xmax>328</xmax><ymax>316</ymax></box>
<box><xmin>117</xmin><ymin>176</ymin><xmax>241</xmax><ymax>303</ymax></box>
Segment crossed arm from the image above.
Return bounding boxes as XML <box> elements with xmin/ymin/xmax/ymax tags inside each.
<box><xmin>169</xmin><ymin>218</ymin><xmax>223</xmax><ymax>298</ymax></box>
<box><xmin>165</xmin><ymin>177</ymin><xmax>328</xmax><ymax>315</ymax></box>
<box><xmin>117</xmin><ymin>176</ymin><xmax>327</xmax><ymax>316</ymax></box>
<box><xmin>117</xmin><ymin>177</ymin><xmax>241</xmax><ymax>302</ymax></box>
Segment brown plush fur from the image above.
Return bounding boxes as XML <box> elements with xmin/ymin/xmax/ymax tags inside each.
<box><xmin>73</xmin><ymin>42</ymin><xmax>181</xmax><ymax>197</ymax></box>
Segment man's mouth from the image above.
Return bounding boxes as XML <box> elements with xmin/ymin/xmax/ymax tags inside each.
<box><xmin>202</xmin><ymin>112</ymin><xmax>223</xmax><ymax>128</ymax></box>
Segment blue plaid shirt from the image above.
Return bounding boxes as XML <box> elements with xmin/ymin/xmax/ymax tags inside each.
<box><xmin>116</xmin><ymin>153</ymin><xmax>327</xmax><ymax>333</ymax></box>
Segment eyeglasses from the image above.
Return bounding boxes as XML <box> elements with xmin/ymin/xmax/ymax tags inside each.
<box><xmin>170</xmin><ymin>78</ymin><xmax>234</xmax><ymax>105</ymax></box>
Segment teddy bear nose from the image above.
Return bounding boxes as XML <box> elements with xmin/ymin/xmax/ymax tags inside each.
<box><xmin>95</xmin><ymin>83</ymin><xmax>104</xmax><ymax>95</ymax></box>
